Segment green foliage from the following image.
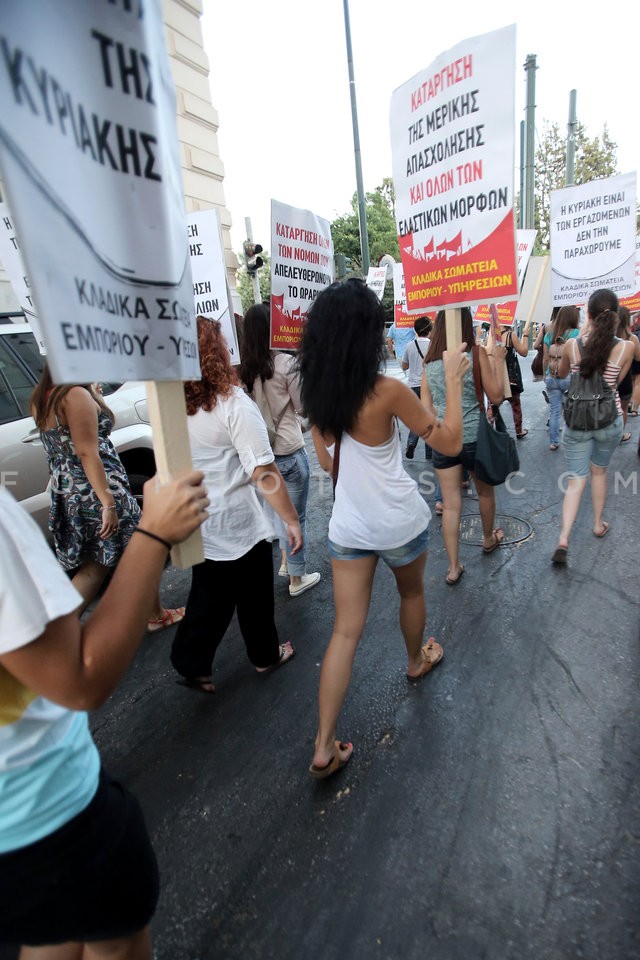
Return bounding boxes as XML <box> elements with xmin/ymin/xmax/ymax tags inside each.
<box><xmin>237</xmin><ymin>250</ymin><xmax>271</xmax><ymax>313</ymax></box>
<box><xmin>533</xmin><ymin>121</ymin><xmax>618</xmax><ymax>252</ymax></box>
<box><xmin>330</xmin><ymin>178</ymin><xmax>400</xmax><ymax>320</ymax></box>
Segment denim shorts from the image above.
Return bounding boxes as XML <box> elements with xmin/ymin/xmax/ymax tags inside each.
<box><xmin>563</xmin><ymin>415</ymin><xmax>623</xmax><ymax>477</ymax></box>
<box><xmin>327</xmin><ymin>525</ymin><xmax>430</xmax><ymax>568</ymax></box>
<box><xmin>432</xmin><ymin>440</ymin><xmax>477</xmax><ymax>472</ymax></box>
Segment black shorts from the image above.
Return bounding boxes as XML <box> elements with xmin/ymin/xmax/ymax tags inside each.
<box><xmin>0</xmin><ymin>769</ymin><xmax>159</xmax><ymax>946</ymax></box>
<box><xmin>432</xmin><ymin>440</ymin><xmax>477</xmax><ymax>472</ymax></box>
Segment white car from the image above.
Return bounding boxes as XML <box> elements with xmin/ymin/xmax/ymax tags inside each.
<box><xmin>0</xmin><ymin>321</ymin><xmax>156</xmax><ymax>537</ymax></box>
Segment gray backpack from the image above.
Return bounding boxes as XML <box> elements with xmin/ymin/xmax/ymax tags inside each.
<box><xmin>563</xmin><ymin>339</ymin><xmax>618</xmax><ymax>431</ymax></box>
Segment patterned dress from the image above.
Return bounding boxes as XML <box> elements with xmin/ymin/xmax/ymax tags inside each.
<box><xmin>40</xmin><ymin>410</ymin><xmax>141</xmax><ymax>571</ymax></box>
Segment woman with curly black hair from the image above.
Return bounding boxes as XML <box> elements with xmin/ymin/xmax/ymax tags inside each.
<box><xmin>552</xmin><ymin>288</ymin><xmax>635</xmax><ymax>563</ymax></box>
<box><xmin>170</xmin><ymin>317</ymin><xmax>303</xmax><ymax>692</ymax></box>
<box><xmin>298</xmin><ymin>280</ymin><xmax>469</xmax><ymax>778</ymax></box>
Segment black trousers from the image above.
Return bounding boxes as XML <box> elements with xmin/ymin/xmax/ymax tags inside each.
<box><xmin>171</xmin><ymin>539</ymin><xmax>280</xmax><ymax>676</ymax></box>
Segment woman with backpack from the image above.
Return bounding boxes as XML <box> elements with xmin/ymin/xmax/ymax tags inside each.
<box><xmin>543</xmin><ymin>305</ymin><xmax>580</xmax><ymax>450</ymax></box>
<box><xmin>240</xmin><ymin>303</ymin><xmax>320</xmax><ymax>598</ymax></box>
<box><xmin>551</xmin><ymin>289</ymin><xmax>635</xmax><ymax>564</ymax></box>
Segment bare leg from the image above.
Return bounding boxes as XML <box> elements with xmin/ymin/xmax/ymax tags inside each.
<box><xmin>437</xmin><ymin>465</ymin><xmax>463</xmax><ymax>581</ymax></box>
<box><xmin>71</xmin><ymin>560</ymin><xmax>109</xmax><ymax>615</ymax></box>
<box><xmin>390</xmin><ymin>551</ymin><xmax>429</xmax><ymax>673</ymax></box>
<box><xmin>19</xmin><ymin>927</ymin><xmax>152</xmax><ymax>960</ymax></box>
<box><xmin>557</xmin><ymin>475</ymin><xmax>588</xmax><ymax>548</ymax></box>
<box><xmin>472</xmin><ymin>474</ymin><xmax>499</xmax><ymax>548</ymax></box>
<box><xmin>312</xmin><ymin>555</ymin><xmax>377</xmax><ymax>768</ymax></box>
<box><xmin>590</xmin><ymin>464</ymin><xmax>608</xmax><ymax>535</ymax></box>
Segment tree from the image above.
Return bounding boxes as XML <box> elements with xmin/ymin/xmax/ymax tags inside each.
<box><xmin>236</xmin><ymin>250</ymin><xmax>270</xmax><ymax>314</ymax></box>
<box><xmin>533</xmin><ymin>121</ymin><xmax>618</xmax><ymax>252</ymax></box>
<box><xmin>331</xmin><ymin>178</ymin><xmax>400</xmax><ymax>319</ymax></box>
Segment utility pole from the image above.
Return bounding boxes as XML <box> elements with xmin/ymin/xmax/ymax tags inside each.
<box><xmin>519</xmin><ymin>120</ymin><xmax>525</xmax><ymax>229</ymax></box>
<box><xmin>523</xmin><ymin>54</ymin><xmax>537</xmax><ymax>230</ymax></box>
<box><xmin>566</xmin><ymin>89</ymin><xmax>577</xmax><ymax>186</ymax></box>
<box><xmin>244</xmin><ymin>216</ymin><xmax>262</xmax><ymax>305</ymax></box>
<box><xmin>343</xmin><ymin>0</ymin><xmax>370</xmax><ymax>275</ymax></box>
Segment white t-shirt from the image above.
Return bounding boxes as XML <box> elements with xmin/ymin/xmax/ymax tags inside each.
<box><xmin>0</xmin><ymin>488</ymin><xmax>100</xmax><ymax>852</ymax></box>
<box><xmin>187</xmin><ymin>386</ymin><xmax>277</xmax><ymax>561</ymax></box>
<box><xmin>329</xmin><ymin>428</ymin><xmax>431</xmax><ymax>550</ymax></box>
<box><xmin>404</xmin><ymin>337</ymin><xmax>431</xmax><ymax>388</ymax></box>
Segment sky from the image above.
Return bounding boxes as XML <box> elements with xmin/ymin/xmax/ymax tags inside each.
<box><xmin>201</xmin><ymin>0</ymin><xmax>638</xmax><ymax>256</ymax></box>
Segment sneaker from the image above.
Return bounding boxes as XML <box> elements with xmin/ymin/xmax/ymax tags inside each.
<box><xmin>405</xmin><ymin>443</ymin><xmax>416</xmax><ymax>460</ymax></box>
<box><xmin>289</xmin><ymin>572</ymin><xmax>321</xmax><ymax>597</ymax></box>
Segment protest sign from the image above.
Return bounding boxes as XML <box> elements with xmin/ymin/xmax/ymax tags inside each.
<box><xmin>393</xmin><ymin>263</ymin><xmax>416</xmax><ymax>328</ymax></box>
<box><xmin>0</xmin><ymin>1</ymin><xmax>199</xmax><ymax>384</ymax></box>
<box><xmin>617</xmin><ymin>234</ymin><xmax>640</xmax><ymax>314</ymax></box>
<box><xmin>0</xmin><ymin>2</ymin><xmax>203</xmax><ymax>567</ymax></box>
<box><xmin>366</xmin><ymin>266</ymin><xmax>388</xmax><ymax>300</ymax></box>
<box><xmin>270</xmin><ymin>200</ymin><xmax>333</xmax><ymax>350</ymax></box>
<box><xmin>390</xmin><ymin>24</ymin><xmax>518</xmax><ymax>314</ymax></box>
<box><xmin>0</xmin><ymin>202</ymin><xmax>46</xmax><ymax>352</ymax></box>
<box><xmin>187</xmin><ymin>209</ymin><xmax>239</xmax><ymax>363</ymax></box>
<box><xmin>550</xmin><ymin>172</ymin><xmax>636</xmax><ymax>305</ymax></box>
<box><xmin>473</xmin><ymin>228</ymin><xmax>537</xmax><ymax>326</ymax></box>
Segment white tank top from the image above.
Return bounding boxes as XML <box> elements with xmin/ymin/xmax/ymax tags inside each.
<box><xmin>329</xmin><ymin>427</ymin><xmax>431</xmax><ymax>550</ymax></box>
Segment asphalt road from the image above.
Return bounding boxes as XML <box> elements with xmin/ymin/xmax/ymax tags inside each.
<box><xmin>4</xmin><ymin>361</ymin><xmax>640</xmax><ymax>959</ymax></box>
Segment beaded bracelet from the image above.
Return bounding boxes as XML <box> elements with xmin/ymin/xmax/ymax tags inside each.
<box><xmin>132</xmin><ymin>527</ymin><xmax>172</xmax><ymax>552</ymax></box>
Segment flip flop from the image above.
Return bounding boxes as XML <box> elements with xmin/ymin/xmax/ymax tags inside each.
<box><xmin>620</xmin><ymin>432</ymin><xmax>632</xmax><ymax>443</ymax></box>
<box><xmin>445</xmin><ymin>564</ymin><xmax>465</xmax><ymax>585</ymax></box>
<box><xmin>406</xmin><ymin>638</ymin><xmax>444</xmax><ymax>680</ymax></box>
<box><xmin>516</xmin><ymin>430</ymin><xmax>529</xmax><ymax>439</ymax></box>
<box><xmin>629</xmin><ymin>410</ymin><xmax>638</xmax><ymax>417</ymax></box>
<box><xmin>309</xmin><ymin>740</ymin><xmax>353</xmax><ymax>779</ymax></box>
<box><xmin>594</xmin><ymin>521</ymin><xmax>609</xmax><ymax>538</ymax></box>
<box><xmin>482</xmin><ymin>529</ymin><xmax>505</xmax><ymax>554</ymax></box>
<box><xmin>148</xmin><ymin>607</ymin><xmax>185</xmax><ymax>633</ymax></box>
<box><xmin>552</xmin><ymin>546</ymin><xmax>568</xmax><ymax>564</ymax></box>
<box><xmin>255</xmin><ymin>641</ymin><xmax>295</xmax><ymax>673</ymax></box>
<box><xmin>176</xmin><ymin>676</ymin><xmax>215</xmax><ymax>694</ymax></box>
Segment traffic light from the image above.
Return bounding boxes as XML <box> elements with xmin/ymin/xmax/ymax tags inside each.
<box><xmin>334</xmin><ymin>253</ymin><xmax>352</xmax><ymax>279</ymax></box>
<box><xmin>243</xmin><ymin>241</ymin><xmax>264</xmax><ymax>276</ymax></box>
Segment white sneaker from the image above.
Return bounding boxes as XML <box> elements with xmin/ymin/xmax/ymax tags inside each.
<box><xmin>289</xmin><ymin>572</ymin><xmax>321</xmax><ymax>597</ymax></box>
<box><xmin>278</xmin><ymin>564</ymin><xmax>289</xmax><ymax>578</ymax></box>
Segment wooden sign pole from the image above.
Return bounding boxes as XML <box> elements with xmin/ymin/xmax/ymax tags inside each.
<box><xmin>445</xmin><ymin>307</ymin><xmax>462</xmax><ymax>350</ymax></box>
<box><xmin>144</xmin><ymin>381</ymin><xmax>204</xmax><ymax>569</ymax></box>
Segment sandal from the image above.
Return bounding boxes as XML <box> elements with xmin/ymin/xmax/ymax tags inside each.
<box><xmin>435</xmin><ymin>501</ymin><xmax>443</xmax><ymax>515</ymax></box>
<box><xmin>482</xmin><ymin>528</ymin><xmax>505</xmax><ymax>554</ymax></box>
<box><xmin>593</xmin><ymin>521</ymin><xmax>609</xmax><ymax>538</ymax></box>
<box><xmin>309</xmin><ymin>740</ymin><xmax>353</xmax><ymax>780</ymax></box>
<box><xmin>620</xmin><ymin>432</ymin><xmax>632</xmax><ymax>443</ymax></box>
<box><xmin>406</xmin><ymin>638</ymin><xmax>443</xmax><ymax>679</ymax></box>
<box><xmin>552</xmin><ymin>545</ymin><xmax>568</xmax><ymax>564</ymax></box>
<box><xmin>549</xmin><ymin>443</ymin><xmax>559</xmax><ymax>451</ymax></box>
<box><xmin>516</xmin><ymin>429</ymin><xmax>529</xmax><ymax>439</ymax></box>
<box><xmin>445</xmin><ymin>564</ymin><xmax>465</xmax><ymax>585</ymax></box>
<box><xmin>256</xmin><ymin>641</ymin><xmax>295</xmax><ymax>673</ymax></box>
<box><xmin>147</xmin><ymin>607</ymin><xmax>185</xmax><ymax>632</ymax></box>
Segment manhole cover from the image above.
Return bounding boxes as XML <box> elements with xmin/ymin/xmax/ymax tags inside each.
<box><xmin>457</xmin><ymin>514</ymin><xmax>533</xmax><ymax>546</ymax></box>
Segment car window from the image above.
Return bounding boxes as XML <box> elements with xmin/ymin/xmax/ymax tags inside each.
<box><xmin>0</xmin><ymin>337</ymin><xmax>37</xmax><ymax>422</ymax></box>
<box><xmin>3</xmin><ymin>331</ymin><xmax>45</xmax><ymax>381</ymax></box>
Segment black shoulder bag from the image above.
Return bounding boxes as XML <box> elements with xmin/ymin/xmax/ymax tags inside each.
<box><xmin>472</xmin><ymin>346</ymin><xmax>520</xmax><ymax>486</ymax></box>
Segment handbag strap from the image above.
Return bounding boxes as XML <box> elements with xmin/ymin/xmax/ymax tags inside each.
<box><xmin>332</xmin><ymin>434</ymin><xmax>342</xmax><ymax>495</ymax></box>
<box><xmin>414</xmin><ymin>339</ymin><xmax>424</xmax><ymax>359</ymax></box>
<box><xmin>472</xmin><ymin>345</ymin><xmax>484</xmax><ymax>410</ymax></box>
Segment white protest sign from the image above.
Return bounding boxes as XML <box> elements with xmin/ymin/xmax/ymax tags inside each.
<box><xmin>390</xmin><ymin>24</ymin><xmax>518</xmax><ymax>313</ymax></box>
<box><xmin>187</xmin><ymin>209</ymin><xmax>239</xmax><ymax>363</ymax></box>
<box><xmin>0</xmin><ymin>202</ymin><xmax>46</xmax><ymax>352</ymax></box>
<box><xmin>0</xmin><ymin>1</ymin><xmax>199</xmax><ymax>383</ymax></box>
<box><xmin>270</xmin><ymin>199</ymin><xmax>334</xmax><ymax>350</ymax></box>
<box><xmin>516</xmin><ymin>229</ymin><xmax>537</xmax><ymax>285</ymax></box>
<box><xmin>366</xmin><ymin>266</ymin><xmax>388</xmax><ymax>300</ymax></box>
<box><xmin>550</xmin><ymin>172</ymin><xmax>637</xmax><ymax>305</ymax></box>
<box><xmin>620</xmin><ymin>235</ymin><xmax>640</xmax><ymax>314</ymax></box>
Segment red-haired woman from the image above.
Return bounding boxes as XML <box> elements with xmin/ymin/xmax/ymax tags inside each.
<box><xmin>170</xmin><ymin>317</ymin><xmax>303</xmax><ymax>692</ymax></box>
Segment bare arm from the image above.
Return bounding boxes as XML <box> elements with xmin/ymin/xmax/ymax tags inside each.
<box><xmin>63</xmin><ymin>387</ymin><xmax>117</xmax><ymax>539</ymax></box>
<box><xmin>533</xmin><ymin>324</ymin><xmax>545</xmax><ymax>350</ymax></box>
<box><xmin>311</xmin><ymin>425</ymin><xmax>334</xmax><ymax>473</ymax></box>
<box><xmin>479</xmin><ymin>344</ymin><xmax>506</xmax><ymax>405</ymax></box>
<box><xmin>0</xmin><ymin>472</ymin><xmax>208</xmax><ymax>710</ymax></box>
<box><xmin>510</xmin><ymin>323</ymin><xmax>531</xmax><ymax>357</ymax></box>
<box><xmin>252</xmin><ymin>463</ymin><xmax>302</xmax><ymax>554</ymax></box>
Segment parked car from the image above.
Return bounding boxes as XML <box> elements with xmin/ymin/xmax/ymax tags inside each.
<box><xmin>0</xmin><ymin>321</ymin><xmax>156</xmax><ymax>537</ymax></box>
